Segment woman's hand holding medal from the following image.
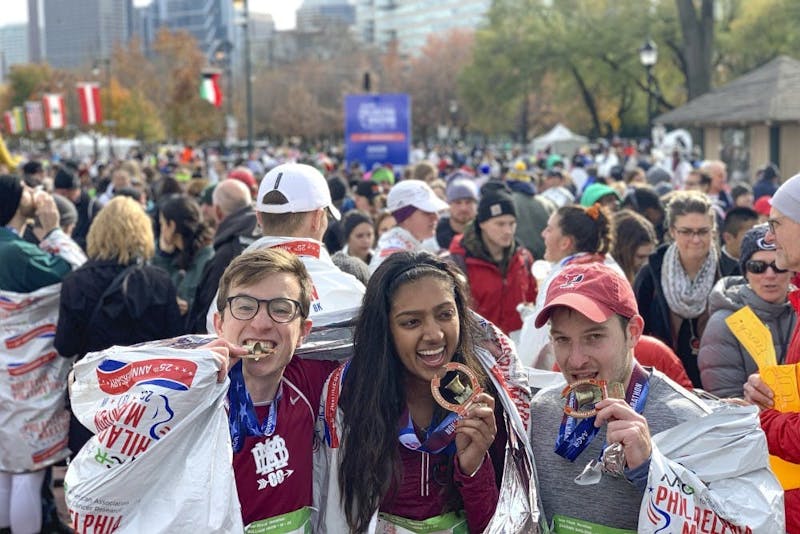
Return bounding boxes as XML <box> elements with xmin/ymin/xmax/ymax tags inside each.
<box><xmin>455</xmin><ymin>392</ymin><xmax>497</xmax><ymax>477</ymax></box>
<box><xmin>593</xmin><ymin>398</ymin><xmax>652</xmax><ymax>470</ymax></box>
<box><xmin>430</xmin><ymin>362</ymin><xmax>497</xmax><ymax>476</ymax></box>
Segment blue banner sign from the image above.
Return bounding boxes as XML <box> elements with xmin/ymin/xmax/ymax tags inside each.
<box><xmin>345</xmin><ymin>93</ymin><xmax>411</xmax><ymax>170</ymax></box>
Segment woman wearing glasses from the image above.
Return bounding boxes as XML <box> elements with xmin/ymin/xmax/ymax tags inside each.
<box><xmin>698</xmin><ymin>224</ymin><xmax>796</xmax><ymax>398</ymax></box>
<box><xmin>634</xmin><ymin>191</ymin><xmax>721</xmax><ymax>387</ymax></box>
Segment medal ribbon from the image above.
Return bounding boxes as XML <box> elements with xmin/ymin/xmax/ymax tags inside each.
<box><xmin>398</xmin><ymin>408</ymin><xmax>459</xmax><ymax>455</ymax></box>
<box><xmin>228</xmin><ymin>360</ymin><xmax>282</xmax><ymax>453</ymax></box>
<box><xmin>554</xmin><ymin>362</ymin><xmax>650</xmax><ymax>461</ymax></box>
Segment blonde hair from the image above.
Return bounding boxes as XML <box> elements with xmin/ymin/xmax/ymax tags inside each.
<box><xmin>87</xmin><ymin>196</ymin><xmax>155</xmax><ymax>264</ymax></box>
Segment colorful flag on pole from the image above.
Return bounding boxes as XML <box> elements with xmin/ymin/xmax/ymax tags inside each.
<box><xmin>3</xmin><ymin>112</ymin><xmax>15</xmax><ymax>134</ymax></box>
<box><xmin>200</xmin><ymin>71</ymin><xmax>222</xmax><ymax>108</ymax></box>
<box><xmin>76</xmin><ymin>82</ymin><xmax>103</xmax><ymax>126</ymax></box>
<box><xmin>4</xmin><ymin>109</ymin><xmax>23</xmax><ymax>134</ymax></box>
<box><xmin>24</xmin><ymin>101</ymin><xmax>44</xmax><ymax>132</ymax></box>
<box><xmin>12</xmin><ymin>107</ymin><xmax>25</xmax><ymax>133</ymax></box>
<box><xmin>42</xmin><ymin>93</ymin><xmax>66</xmax><ymax>129</ymax></box>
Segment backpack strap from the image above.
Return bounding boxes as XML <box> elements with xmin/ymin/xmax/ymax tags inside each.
<box><xmin>86</xmin><ymin>264</ymin><xmax>139</xmax><ymax>333</ymax></box>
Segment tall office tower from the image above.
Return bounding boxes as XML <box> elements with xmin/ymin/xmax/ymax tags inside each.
<box><xmin>27</xmin><ymin>0</ymin><xmax>43</xmax><ymax>63</ymax></box>
<box><xmin>0</xmin><ymin>24</ymin><xmax>30</xmax><ymax>82</ymax></box>
<box><xmin>297</xmin><ymin>0</ymin><xmax>356</xmax><ymax>30</ymax></box>
<box><xmin>355</xmin><ymin>0</ymin><xmax>490</xmax><ymax>56</ymax></box>
<box><xmin>39</xmin><ymin>0</ymin><xmax>133</xmax><ymax>69</ymax></box>
<box><xmin>139</xmin><ymin>0</ymin><xmax>236</xmax><ymax>62</ymax></box>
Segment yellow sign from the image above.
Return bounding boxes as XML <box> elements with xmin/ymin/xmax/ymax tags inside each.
<box><xmin>770</xmin><ymin>454</ymin><xmax>800</xmax><ymax>491</ymax></box>
<box><xmin>727</xmin><ymin>306</ymin><xmax>800</xmax><ymax>489</ymax></box>
<box><xmin>725</xmin><ymin>306</ymin><xmax>777</xmax><ymax>368</ymax></box>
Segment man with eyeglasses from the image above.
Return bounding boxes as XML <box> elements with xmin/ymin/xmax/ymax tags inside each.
<box><xmin>744</xmin><ymin>173</ymin><xmax>800</xmax><ymax>534</ymax></box>
<box><xmin>213</xmin><ymin>247</ymin><xmax>339</xmax><ymax>531</ymax></box>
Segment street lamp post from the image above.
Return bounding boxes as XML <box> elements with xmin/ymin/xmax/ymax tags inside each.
<box><xmin>214</xmin><ymin>40</ymin><xmax>235</xmax><ymax>149</ymax></box>
<box><xmin>639</xmin><ymin>39</ymin><xmax>658</xmax><ymax>136</ymax></box>
<box><xmin>92</xmin><ymin>57</ymin><xmax>114</xmax><ymax>160</ymax></box>
<box><xmin>449</xmin><ymin>100</ymin><xmax>458</xmax><ymax>142</ymax></box>
<box><xmin>241</xmin><ymin>0</ymin><xmax>254</xmax><ymax>153</ymax></box>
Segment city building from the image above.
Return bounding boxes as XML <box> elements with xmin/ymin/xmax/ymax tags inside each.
<box><xmin>138</xmin><ymin>0</ymin><xmax>236</xmax><ymax>63</ymax></box>
<box><xmin>29</xmin><ymin>0</ymin><xmax>133</xmax><ymax>69</ymax></box>
<box><xmin>355</xmin><ymin>0</ymin><xmax>489</xmax><ymax>56</ymax></box>
<box><xmin>297</xmin><ymin>0</ymin><xmax>356</xmax><ymax>30</ymax></box>
<box><xmin>0</xmin><ymin>24</ymin><xmax>29</xmax><ymax>82</ymax></box>
<box><xmin>239</xmin><ymin>11</ymin><xmax>276</xmax><ymax>69</ymax></box>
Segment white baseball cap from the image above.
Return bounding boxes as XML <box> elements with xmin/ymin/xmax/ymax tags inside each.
<box><xmin>386</xmin><ymin>180</ymin><xmax>449</xmax><ymax>214</ymax></box>
<box><xmin>256</xmin><ymin>163</ymin><xmax>341</xmax><ymax>220</ymax></box>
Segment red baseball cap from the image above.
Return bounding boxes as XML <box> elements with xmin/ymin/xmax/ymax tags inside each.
<box><xmin>228</xmin><ymin>167</ymin><xmax>258</xmax><ymax>197</ymax></box>
<box><xmin>753</xmin><ymin>195</ymin><xmax>772</xmax><ymax>216</ymax></box>
<box><xmin>534</xmin><ymin>263</ymin><xmax>639</xmax><ymax>328</ymax></box>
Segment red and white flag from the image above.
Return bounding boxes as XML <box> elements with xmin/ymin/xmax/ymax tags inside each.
<box><xmin>42</xmin><ymin>93</ymin><xmax>66</xmax><ymax>129</ymax></box>
<box><xmin>76</xmin><ymin>83</ymin><xmax>103</xmax><ymax>126</ymax></box>
<box><xmin>24</xmin><ymin>101</ymin><xmax>45</xmax><ymax>132</ymax></box>
<box><xmin>4</xmin><ymin>111</ymin><xmax>20</xmax><ymax>134</ymax></box>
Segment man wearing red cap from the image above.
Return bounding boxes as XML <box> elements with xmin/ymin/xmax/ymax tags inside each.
<box><xmin>529</xmin><ymin>263</ymin><xmax>776</xmax><ymax>532</ymax></box>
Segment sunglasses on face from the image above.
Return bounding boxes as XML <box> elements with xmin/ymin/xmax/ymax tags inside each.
<box><xmin>745</xmin><ymin>260</ymin><xmax>788</xmax><ymax>274</ymax></box>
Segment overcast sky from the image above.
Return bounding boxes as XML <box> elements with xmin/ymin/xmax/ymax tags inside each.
<box><xmin>0</xmin><ymin>0</ymin><xmax>303</xmax><ymax>30</ymax></box>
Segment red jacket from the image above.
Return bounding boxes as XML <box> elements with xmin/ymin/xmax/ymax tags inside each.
<box><xmin>785</xmin><ymin>289</ymin><xmax>800</xmax><ymax>365</ymax></box>
<box><xmin>449</xmin><ymin>232</ymin><xmax>536</xmax><ymax>334</ymax></box>
<box><xmin>760</xmin><ymin>287</ymin><xmax>800</xmax><ymax>533</ymax></box>
<box><xmin>759</xmin><ymin>409</ymin><xmax>800</xmax><ymax>533</ymax></box>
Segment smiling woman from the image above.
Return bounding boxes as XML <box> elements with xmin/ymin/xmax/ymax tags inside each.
<box><xmin>633</xmin><ymin>191</ymin><xmax>720</xmax><ymax>387</ymax></box>
<box><xmin>314</xmin><ymin>251</ymin><xmax>539</xmax><ymax>533</ymax></box>
<box><xmin>698</xmin><ymin>223</ymin><xmax>796</xmax><ymax>398</ymax></box>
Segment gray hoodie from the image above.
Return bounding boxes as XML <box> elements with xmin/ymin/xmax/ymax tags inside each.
<box><xmin>698</xmin><ymin>276</ymin><xmax>796</xmax><ymax>398</ymax></box>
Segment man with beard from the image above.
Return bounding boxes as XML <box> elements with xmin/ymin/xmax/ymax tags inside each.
<box><xmin>435</xmin><ymin>176</ymin><xmax>478</xmax><ymax>250</ymax></box>
<box><xmin>531</xmin><ymin>262</ymin><xmax>774</xmax><ymax>532</ymax></box>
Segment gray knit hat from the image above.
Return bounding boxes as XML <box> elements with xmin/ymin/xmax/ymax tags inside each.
<box><xmin>445</xmin><ymin>178</ymin><xmax>478</xmax><ymax>203</ymax></box>
<box><xmin>771</xmin><ymin>173</ymin><xmax>800</xmax><ymax>223</ymax></box>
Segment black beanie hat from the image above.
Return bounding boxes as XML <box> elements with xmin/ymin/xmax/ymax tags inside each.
<box><xmin>342</xmin><ymin>210</ymin><xmax>374</xmax><ymax>240</ymax></box>
<box><xmin>54</xmin><ymin>168</ymin><xmax>80</xmax><ymax>190</ymax></box>
<box><xmin>0</xmin><ymin>175</ymin><xmax>24</xmax><ymax>226</ymax></box>
<box><xmin>477</xmin><ymin>182</ymin><xmax>516</xmax><ymax>224</ymax></box>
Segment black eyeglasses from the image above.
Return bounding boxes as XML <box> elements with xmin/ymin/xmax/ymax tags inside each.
<box><xmin>745</xmin><ymin>260</ymin><xmax>788</xmax><ymax>275</ymax></box>
<box><xmin>673</xmin><ymin>227</ymin><xmax>712</xmax><ymax>239</ymax></box>
<box><xmin>225</xmin><ymin>295</ymin><xmax>303</xmax><ymax>322</ymax></box>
